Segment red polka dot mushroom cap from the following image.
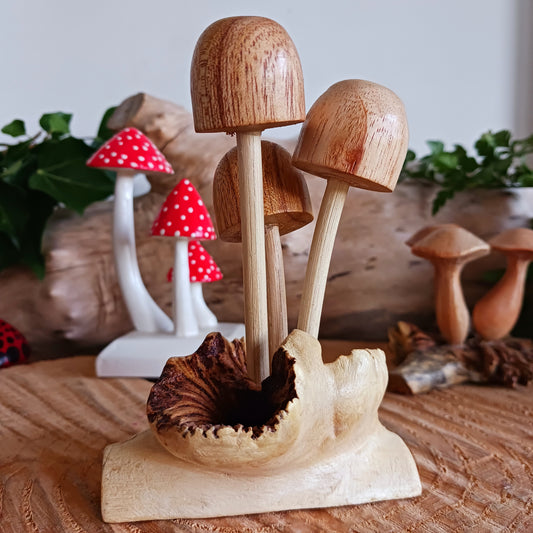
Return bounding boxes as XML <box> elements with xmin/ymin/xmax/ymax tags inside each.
<box><xmin>167</xmin><ymin>241</ymin><xmax>223</xmax><ymax>283</ymax></box>
<box><xmin>152</xmin><ymin>179</ymin><xmax>216</xmax><ymax>240</ymax></box>
<box><xmin>86</xmin><ymin>127</ymin><xmax>174</xmax><ymax>174</ymax></box>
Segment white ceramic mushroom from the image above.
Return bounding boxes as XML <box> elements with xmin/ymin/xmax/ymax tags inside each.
<box><xmin>87</xmin><ymin>127</ymin><xmax>174</xmax><ymax>333</ymax></box>
<box><xmin>152</xmin><ymin>179</ymin><xmax>216</xmax><ymax>337</ymax></box>
<box><xmin>168</xmin><ymin>241</ymin><xmax>223</xmax><ymax>329</ymax></box>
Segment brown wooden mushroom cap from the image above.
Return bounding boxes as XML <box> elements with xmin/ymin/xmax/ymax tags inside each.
<box><xmin>213</xmin><ymin>140</ymin><xmax>314</xmax><ymax>242</ymax></box>
<box><xmin>405</xmin><ymin>223</ymin><xmax>461</xmax><ymax>247</ymax></box>
<box><xmin>190</xmin><ymin>16</ymin><xmax>305</xmax><ymax>133</ymax></box>
<box><xmin>489</xmin><ymin>227</ymin><xmax>533</xmax><ymax>259</ymax></box>
<box><xmin>292</xmin><ymin>79</ymin><xmax>408</xmax><ymax>193</ymax></box>
<box><xmin>411</xmin><ymin>225</ymin><xmax>489</xmax><ymax>263</ymax></box>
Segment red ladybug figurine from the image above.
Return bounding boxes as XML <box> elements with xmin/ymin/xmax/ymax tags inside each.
<box><xmin>0</xmin><ymin>319</ymin><xmax>30</xmax><ymax>368</ymax></box>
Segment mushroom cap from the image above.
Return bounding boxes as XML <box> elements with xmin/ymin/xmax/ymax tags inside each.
<box><xmin>489</xmin><ymin>227</ymin><xmax>533</xmax><ymax>259</ymax></box>
<box><xmin>405</xmin><ymin>223</ymin><xmax>461</xmax><ymax>247</ymax></box>
<box><xmin>213</xmin><ymin>141</ymin><xmax>313</xmax><ymax>242</ymax></box>
<box><xmin>190</xmin><ymin>16</ymin><xmax>305</xmax><ymax>133</ymax></box>
<box><xmin>151</xmin><ymin>179</ymin><xmax>216</xmax><ymax>240</ymax></box>
<box><xmin>87</xmin><ymin>127</ymin><xmax>173</xmax><ymax>174</ymax></box>
<box><xmin>411</xmin><ymin>225</ymin><xmax>489</xmax><ymax>263</ymax></box>
<box><xmin>167</xmin><ymin>242</ymin><xmax>223</xmax><ymax>283</ymax></box>
<box><xmin>292</xmin><ymin>79</ymin><xmax>408</xmax><ymax>193</ymax></box>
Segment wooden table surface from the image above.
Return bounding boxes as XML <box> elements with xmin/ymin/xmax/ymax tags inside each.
<box><xmin>0</xmin><ymin>342</ymin><xmax>532</xmax><ymax>532</ymax></box>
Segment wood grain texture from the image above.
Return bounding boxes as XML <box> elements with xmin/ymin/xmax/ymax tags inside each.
<box><xmin>213</xmin><ymin>141</ymin><xmax>313</xmax><ymax>242</ymax></box>
<box><xmin>190</xmin><ymin>16</ymin><xmax>305</xmax><ymax>133</ymax></box>
<box><xmin>1</xmin><ymin>350</ymin><xmax>531</xmax><ymax>531</ymax></box>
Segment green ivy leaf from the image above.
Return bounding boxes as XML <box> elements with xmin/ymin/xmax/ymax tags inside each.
<box><xmin>493</xmin><ymin>130</ymin><xmax>511</xmax><ymax>147</ymax></box>
<box><xmin>433</xmin><ymin>152</ymin><xmax>458</xmax><ymax>171</ymax></box>
<box><xmin>427</xmin><ymin>140</ymin><xmax>444</xmax><ymax>155</ymax></box>
<box><xmin>39</xmin><ymin>112</ymin><xmax>72</xmax><ymax>137</ymax></box>
<box><xmin>432</xmin><ymin>189</ymin><xmax>455</xmax><ymax>215</ymax></box>
<box><xmin>1</xmin><ymin>119</ymin><xmax>26</xmax><ymax>137</ymax></box>
<box><xmin>0</xmin><ymin>182</ymin><xmax>28</xmax><ymax>241</ymax></box>
<box><xmin>29</xmin><ymin>137</ymin><xmax>114</xmax><ymax>213</ymax></box>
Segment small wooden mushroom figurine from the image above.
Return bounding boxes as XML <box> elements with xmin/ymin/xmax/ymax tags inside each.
<box><xmin>87</xmin><ymin>127</ymin><xmax>174</xmax><ymax>333</ymax></box>
<box><xmin>292</xmin><ymin>80</ymin><xmax>408</xmax><ymax>338</ymax></box>
<box><xmin>213</xmin><ymin>141</ymin><xmax>313</xmax><ymax>359</ymax></box>
<box><xmin>191</xmin><ymin>16</ymin><xmax>305</xmax><ymax>383</ymax></box>
<box><xmin>151</xmin><ymin>179</ymin><xmax>216</xmax><ymax>337</ymax></box>
<box><xmin>410</xmin><ymin>225</ymin><xmax>489</xmax><ymax>345</ymax></box>
<box><xmin>473</xmin><ymin>227</ymin><xmax>533</xmax><ymax>340</ymax></box>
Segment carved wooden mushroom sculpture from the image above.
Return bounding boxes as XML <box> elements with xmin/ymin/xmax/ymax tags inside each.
<box><xmin>292</xmin><ymin>80</ymin><xmax>408</xmax><ymax>338</ymax></box>
<box><xmin>472</xmin><ymin>227</ymin><xmax>533</xmax><ymax>340</ymax></box>
<box><xmin>167</xmin><ymin>241</ymin><xmax>223</xmax><ymax>328</ymax></box>
<box><xmin>87</xmin><ymin>127</ymin><xmax>174</xmax><ymax>333</ymax></box>
<box><xmin>213</xmin><ymin>141</ymin><xmax>313</xmax><ymax>358</ymax></box>
<box><xmin>411</xmin><ymin>225</ymin><xmax>489</xmax><ymax>345</ymax></box>
<box><xmin>191</xmin><ymin>16</ymin><xmax>305</xmax><ymax>383</ymax></box>
<box><xmin>151</xmin><ymin>179</ymin><xmax>216</xmax><ymax>336</ymax></box>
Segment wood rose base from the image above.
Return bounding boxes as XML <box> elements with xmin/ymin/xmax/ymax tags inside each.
<box><xmin>101</xmin><ymin>329</ymin><xmax>421</xmax><ymax>522</ymax></box>
<box><xmin>101</xmin><ymin>425</ymin><xmax>421</xmax><ymax>522</ymax></box>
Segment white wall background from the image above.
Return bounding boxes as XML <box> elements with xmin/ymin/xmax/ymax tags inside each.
<box><xmin>1</xmin><ymin>0</ymin><xmax>532</xmax><ymax>154</ymax></box>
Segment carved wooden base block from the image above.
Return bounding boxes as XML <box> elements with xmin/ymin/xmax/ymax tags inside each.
<box><xmin>101</xmin><ymin>329</ymin><xmax>421</xmax><ymax>522</ymax></box>
<box><xmin>101</xmin><ymin>425</ymin><xmax>421</xmax><ymax>522</ymax></box>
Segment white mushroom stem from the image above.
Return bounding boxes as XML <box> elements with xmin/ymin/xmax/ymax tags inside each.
<box><xmin>191</xmin><ymin>282</ymin><xmax>218</xmax><ymax>328</ymax></box>
<box><xmin>113</xmin><ymin>172</ymin><xmax>173</xmax><ymax>332</ymax></box>
<box><xmin>472</xmin><ymin>254</ymin><xmax>530</xmax><ymax>340</ymax></box>
<box><xmin>433</xmin><ymin>260</ymin><xmax>470</xmax><ymax>345</ymax></box>
<box><xmin>173</xmin><ymin>238</ymin><xmax>199</xmax><ymax>337</ymax></box>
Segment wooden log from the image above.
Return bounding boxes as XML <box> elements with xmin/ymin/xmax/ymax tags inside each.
<box><xmin>1</xmin><ymin>93</ymin><xmax>532</xmax><ymax>357</ymax></box>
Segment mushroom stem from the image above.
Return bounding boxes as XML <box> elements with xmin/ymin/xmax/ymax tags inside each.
<box><xmin>191</xmin><ymin>282</ymin><xmax>218</xmax><ymax>328</ymax></box>
<box><xmin>237</xmin><ymin>131</ymin><xmax>269</xmax><ymax>384</ymax></box>
<box><xmin>113</xmin><ymin>173</ymin><xmax>173</xmax><ymax>332</ymax></box>
<box><xmin>472</xmin><ymin>255</ymin><xmax>530</xmax><ymax>340</ymax></box>
<box><xmin>265</xmin><ymin>224</ymin><xmax>288</xmax><ymax>360</ymax></box>
<box><xmin>173</xmin><ymin>238</ymin><xmax>199</xmax><ymax>337</ymax></box>
<box><xmin>433</xmin><ymin>261</ymin><xmax>470</xmax><ymax>345</ymax></box>
<box><xmin>297</xmin><ymin>179</ymin><xmax>350</xmax><ymax>338</ymax></box>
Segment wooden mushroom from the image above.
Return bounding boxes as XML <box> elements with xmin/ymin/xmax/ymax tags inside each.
<box><xmin>472</xmin><ymin>228</ymin><xmax>533</xmax><ymax>340</ymax></box>
<box><xmin>411</xmin><ymin>225</ymin><xmax>489</xmax><ymax>345</ymax></box>
<box><xmin>190</xmin><ymin>16</ymin><xmax>305</xmax><ymax>383</ymax></box>
<box><xmin>87</xmin><ymin>127</ymin><xmax>174</xmax><ymax>333</ymax></box>
<box><xmin>151</xmin><ymin>179</ymin><xmax>216</xmax><ymax>337</ymax></box>
<box><xmin>292</xmin><ymin>80</ymin><xmax>408</xmax><ymax>338</ymax></box>
<box><xmin>213</xmin><ymin>141</ymin><xmax>313</xmax><ymax>359</ymax></box>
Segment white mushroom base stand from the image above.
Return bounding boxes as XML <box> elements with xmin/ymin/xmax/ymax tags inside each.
<box><xmin>95</xmin><ymin>323</ymin><xmax>246</xmax><ymax>378</ymax></box>
<box><xmin>101</xmin><ymin>329</ymin><xmax>421</xmax><ymax>521</ymax></box>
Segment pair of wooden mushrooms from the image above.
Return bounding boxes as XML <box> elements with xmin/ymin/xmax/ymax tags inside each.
<box><xmin>408</xmin><ymin>224</ymin><xmax>533</xmax><ymax>345</ymax></box>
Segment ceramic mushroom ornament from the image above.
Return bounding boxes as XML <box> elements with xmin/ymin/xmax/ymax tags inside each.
<box><xmin>213</xmin><ymin>141</ymin><xmax>313</xmax><ymax>359</ymax></box>
<box><xmin>167</xmin><ymin>241</ymin><xmax>223</xmax><ymax>329</ymax></box>
<box><xmin>152</xmin><ymin>179</ymin><xmax>216</xmax><ymax>337</ymax></box>
<box><xmin>411</xmin><ymin>225</ymin><xmax>489</xmax><ymax>345</ymax></box>
<box><xmin>190</xmin><ymin>16</ymin><xmax>305</xmax><ymax>383</ymax></box>
<box><xmin>87</xmin><ymin>127</ymin><xmax>174</xmax><ymax>333</ymax></box>
<box><xmin>292</xmin><ymin>80</ymin><xmax>408</xmax><ymax>338</ymax></box>
<box><xmin>473</xmin><ymin>228</ymin><xmax>533</xmax><ymax>340</ymax></box>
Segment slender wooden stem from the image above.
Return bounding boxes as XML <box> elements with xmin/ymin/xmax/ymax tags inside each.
<box><xmin>433</xmin><ymin>261</ymin><xmax>469</xmax><ymax>345</ymax></box>
<box><xmin>472</xmin><ymin>255</ymin><xmax>530</xmax><ymax>340</ymax></box>
<box><xmin>265</xmin><ymin>224</ymin><xmax>288</xmax><ymax>361</ymax></box>
<box><xmin>297</xmin><ymin>179</ymin><xmax>350</xmax><ymax>338</ymax></box>
<box><xmin>237</xmin><ymin>131</ymin><xmax>269</xmax><ymax>383</ymax></box>
<box><xmin>173</xmin><ymin>238</ymin><xmax>199</xmax><ymax>337</ymax></box>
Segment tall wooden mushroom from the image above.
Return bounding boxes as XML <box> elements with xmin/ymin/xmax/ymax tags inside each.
<box><xmin>190</xmin><ymin>16</ymin><xmax>305</xmax><ymax>383</ymax></box>
<box><xmin>213</xmin><ymin>141</ymin><xmax>313</xmax><ymax>359</ymax></box>
<box><xmin>87</xmin><ymin>127</ymin><xmax>174</xmax><ymax>333</ymax></box>
<box><xmin>411</xmin><ymin>225</ymin><xmax>489</xmax><ymax>345</ymax></box>
<box><xmin>473</xmin><ymin>228</ymin><xmax>533</xmax><ymax>340</ymax></box>
<box><xmin>151</xmin><ymin>179</ymin><xmax>216</xmax><ymax>337</ymax></box>
<box><xmin>292</xmin><ymin>80</ymin><xmax>408</xmax><ymax>338</ymax></box>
